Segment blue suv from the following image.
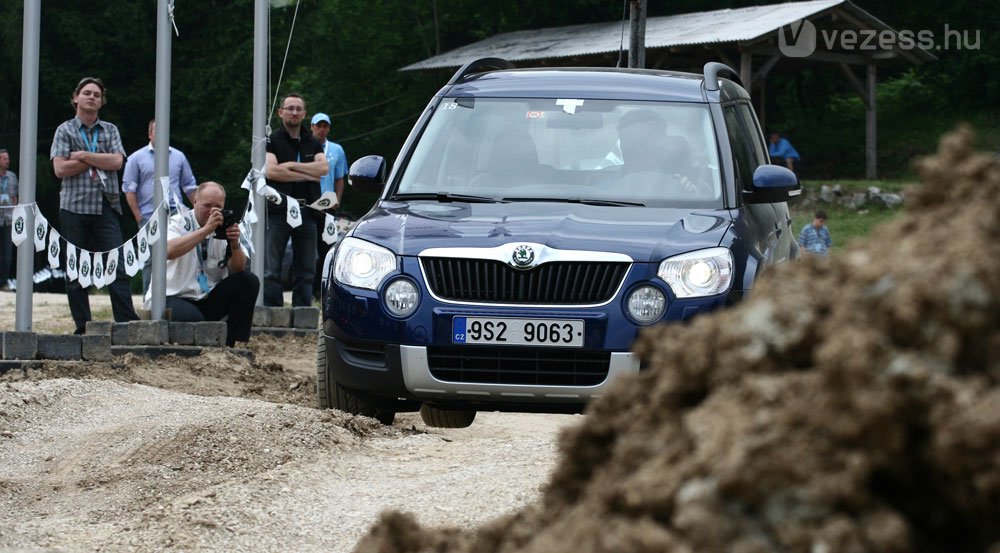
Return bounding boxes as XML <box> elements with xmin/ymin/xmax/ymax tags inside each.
<box><xmin>318</xmin><ymin>59</ymin><xmax>799</xmax><ymax>427</ymax></box>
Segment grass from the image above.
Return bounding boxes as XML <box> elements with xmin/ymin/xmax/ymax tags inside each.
<box><xmin>789</xmin><ymin>178</ymin><xmax>914</xmax><ymax>251</ymax></box>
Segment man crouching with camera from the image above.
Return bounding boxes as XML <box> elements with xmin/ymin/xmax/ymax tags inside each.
<box><xmin>156</xmin><ymin>180</ymin><xmax>259</xmax><ymax>347</ymax></box>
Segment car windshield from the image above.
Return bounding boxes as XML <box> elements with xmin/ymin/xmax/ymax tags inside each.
<box><xmin>394</xmin><ymin>98</ymin><xmax>723</xmax><ymax>208</ymax></box>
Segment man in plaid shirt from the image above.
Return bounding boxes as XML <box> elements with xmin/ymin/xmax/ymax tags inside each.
<box><xmin>50</xmin><ymin>77</ymin><xmax>138</xmax><ymax>334</ymax></box>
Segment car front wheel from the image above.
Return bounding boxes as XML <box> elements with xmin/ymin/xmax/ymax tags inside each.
<box><xmin>316</xmin><ymin>336</ymin><xmax>396</xmax><ymax>425</ymax></box>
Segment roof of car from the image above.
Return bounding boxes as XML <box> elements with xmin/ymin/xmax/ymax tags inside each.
<box><xmin>442</xmin><ymin>67</ymin><xmax>727</xmax><ymax>103</ymax></box>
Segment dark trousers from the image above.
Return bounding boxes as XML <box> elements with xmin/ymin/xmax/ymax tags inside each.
<box><xmin>166</xmin><ymin>271</ymin><xmax>259</xmax><ymax>347</ymax></box>
<box><xmin>0</xmin><ymin>223</ymin><xmax>13</xmax><ymax>282</ymax></box>
<box><xmin>264</xmin><ymin>208</ymin><xmax>316</xmax><ymax>307</ymax></box>
<box><xmin>60</xmin><ymin>202</ymin><xmax>139</xmax><ymax>333</ymax></box>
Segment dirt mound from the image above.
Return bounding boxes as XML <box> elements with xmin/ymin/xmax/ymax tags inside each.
<box><xmin>353</xmin><ymin>126</ymin><xmax>1000</xmax><ymax>553</ymax></box>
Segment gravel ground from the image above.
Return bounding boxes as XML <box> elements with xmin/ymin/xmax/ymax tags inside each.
<box><xmin>0</xmin><ymin>293</ymin><xmax>578</xmax><ymax>552</ymax></box>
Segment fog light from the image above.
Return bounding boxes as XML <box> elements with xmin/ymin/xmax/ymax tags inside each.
<box><xmin>627</xmin><ymin>285</ymin><xmax>666</xmax><ymax>324</ymax></box>
<box><xmin>384</xmin><ymin>279</ymin><xmax>419</xmax><ymax>317</ymax></box>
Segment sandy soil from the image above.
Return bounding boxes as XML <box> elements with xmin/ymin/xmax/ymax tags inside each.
<box><xmin>0</xmin><ymin>293</ymin><xmax>577</xmax><ymax>552</ymax></box>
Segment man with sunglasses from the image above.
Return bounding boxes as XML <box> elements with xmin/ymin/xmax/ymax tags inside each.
<box><xmin>263</xmin><ymin>93</ymin><xmax>327</xmax><ymax>307</ymax></box>
<box><xmin>51</xmin><ymin>77</ymin><xmax>138</xmax><ymax>334</ymax></box>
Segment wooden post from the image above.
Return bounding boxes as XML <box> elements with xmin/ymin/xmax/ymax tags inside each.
<box><xmin>628</xmin><ymin>0</ymin><xmax>647</xmax><ymax>68</ymax></box>
<box><xmin>740</xmin><ymin>50</ymin><xmax>752</xmax><ymax>94</ymax></box>
<box><xmin>866</xmin><ymin>63</ymin><xmax>877</xmax><ymax>179</ymax></box>
<box><xmin>758</xmin><ymin>78</ymin><xmax>767</xmax><ymax>131</ymax></box>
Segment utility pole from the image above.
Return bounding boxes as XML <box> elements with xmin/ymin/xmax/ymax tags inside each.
<box><xmin>628</xmin><ymin>0</ymin><xmax>647</xmax><ymax>69</ymax></box>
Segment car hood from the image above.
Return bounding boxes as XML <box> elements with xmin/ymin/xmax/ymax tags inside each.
<box><xmin>350</xmin><ymin>201</ymin><xmax>732</xmax><ymax>263</ymax></box>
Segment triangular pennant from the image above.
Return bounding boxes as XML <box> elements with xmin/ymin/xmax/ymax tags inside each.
<box><xmin>92</xmin><ymin>252</ymin><xmax>106</xmax><ymax>290</ymax></box>
<box><xmin>287</xmin><ymin>199</ymin><xmax>302</xmax><ymax>228</ymax></box>
<box><xmin>322</xmin><ymin>214</ymin><xmax>337</xmax><ymax>245</ymax></box>
<box><xmin>47</xmin><ymin>230</ymin><xmax>61</xmax><ymax>269</ymax></box>
<box><xmin>10</xmin><ymin>205</ymin><xmax>28</xmax><ymax>246</ymax></box>
<box><xmin>238</xmin><ymin>223</ymin><xmax>254</xmax><ymax>256</ymax></box>
<box><xmin>244</xmin><ymin>200</ymin><xmax>258</xmax><ymax>224</ymax></box>
<box><xmin>33</xmin><ymin>213</ymin><xmax>48</xmax><ymax>252</ymax></box>
<box><xmin>147</xmin><ymin>215</ymin><xmax>162</xmax><ymax>245</ymax></box>
<box><xmin>137</xmin><ymin>227</ymin><xmax>150</xmax><ymax>264</ymax></box>
<box><xmin>123</xmin><ymin>240</ymin><xmax>139</xmax><ymax>277</ymax></box>
<box><xmin>66</xmin><ymin>245</ymin><xmax>78</xmax><ymax>280</ymax></box>
<box><xmin>259</xmin><ymin>184</ymin><xmax>282</xmax><ymax>205</ymax></box>
<box><xmin>310</xmin><ymin>192</ymin><xmax>339</xmax><ymax>211</ymax></box>
<box><xmin>104</xmin><ymin>251</ymin><xmax>119</xmax><ymax>287</ymax></box>
<box><xmin>78</xmin><ymin>251</ymin><xmax>93</xmax><ymax>288</ymax></box>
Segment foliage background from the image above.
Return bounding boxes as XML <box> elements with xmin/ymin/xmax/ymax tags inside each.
<box><xmin>0</xmin><ymin>0</ymin><xmax>996</xmax><ymax>223</ymax></box>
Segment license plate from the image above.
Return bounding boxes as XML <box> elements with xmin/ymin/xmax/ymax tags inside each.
<box><xmin>452</xmin><ymin>317</ymin><xmax>584</xmax><ymax>347</ymax></box>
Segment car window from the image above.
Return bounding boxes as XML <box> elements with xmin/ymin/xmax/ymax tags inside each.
<box><xmin>723</xmin><ymin>105</ymin><xmax>755</xmax><ymax>191</ymax></box>
<box><xmin>395</xmin><ymin>98</ymin><xmax>724</xmax><ymax>208</ymax></box>
<box><xmin>736</xmin><ymin>104</ymin><xmax>768</xmax><ymax>166</ymax></box>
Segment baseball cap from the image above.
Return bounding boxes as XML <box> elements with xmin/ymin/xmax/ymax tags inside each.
<box><xmin>311</xmin><ymin>113</ymin><xmax>331</xmax><ymax>125</ymax></box>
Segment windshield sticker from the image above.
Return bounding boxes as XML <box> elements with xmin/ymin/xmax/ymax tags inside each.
<box><xmin>556</xmin><ymin>99</ymin><xmax>584</xmax><ymax>115</ymax></box>
<box><xmin>525</xmin><ymin>110</ymin><xmax>546</xmax><ymax>119</ymax></box>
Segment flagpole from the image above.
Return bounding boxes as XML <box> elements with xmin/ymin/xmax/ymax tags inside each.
<box><xmin>149</xmin><ymin>0</ymin><xmax>173</xmax><ymax>320</ymax></box>
<box><xmin>251</xmin><ymin>0</ymin><xmax>268</xmax><ymax>304</ymax></box>
<box><xmin>15</xmin><ymin>0</ymin><xmax>41</xmax><ymax>331</ymax></box>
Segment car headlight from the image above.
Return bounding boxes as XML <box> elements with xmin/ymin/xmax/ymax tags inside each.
<box><xmin>658</xmin><ymin>247</ymin><xmax>733</xmax><ymax>298</ymax></box>
<box><xmin>384</xmin><ymin>279</ymin><xmax>419</xmax><ymax>317</ymax></box>
<box><xmin>334</xmin><ymin>237</ymin><xmax>397</xmax><ymax>290</ymax></box>
<box><xmin>626</xmin><ymin>285</ymin><xmax>666</xmax><ymax>324</ymax></box>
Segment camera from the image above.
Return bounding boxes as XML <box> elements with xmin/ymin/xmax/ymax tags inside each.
<box><xmin>214</xmin><ymin>209</ymin><xmax>239</xmax><ymax>239</ymax></box>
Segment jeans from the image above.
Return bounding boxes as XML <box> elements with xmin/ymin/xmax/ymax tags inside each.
<box><xmin>166</xmin><ymin>271</ymin><xmax>259</xmax><ymax>347</ymax></box>
<box><xmin>0</xmin><ymin>223</ymin><xmax>13</xmax><ymax>282</ymax></box>
<box><xmin>264</xmin><ymin>207</ymin><xmax>316</xmax><ymax>307</ymax></box>
<box><xmin>60</xmin><ymin>201</ymin><xmax>139</xmax><ymax>333</ymax></box>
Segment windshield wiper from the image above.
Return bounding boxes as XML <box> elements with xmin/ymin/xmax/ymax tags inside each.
<box><xmin>503</xmin><ymin>197</ymin><xmax>645</xmax><ymax>207</ymax></box>
<box><xmin>390</xmin><ymin>192</ymin><xmax>504</xmax><ymax>204</ymax></box>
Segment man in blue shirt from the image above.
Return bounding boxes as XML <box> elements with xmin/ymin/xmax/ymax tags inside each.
<box><xmin>310</xmin><ymin>112</ymin><xmax>347</xmax><ymax>300</ymax></box>
<box><xmin>768</xmin><ymin>132</ymin><xmax>800</xmax><ymax>173</ymax></box>
<box><xmin>122</xmin><ymin>118</ymin><xmax>198</xmax><ymax>294</ymax></box>
<box><xmin>799</xmin><ymin>210</ymin><xmax>832</xmax><ymax>256</ymax></box>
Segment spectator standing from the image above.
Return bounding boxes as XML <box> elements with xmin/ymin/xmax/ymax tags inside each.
<box><xmin>768</xmin><ymin>132</ymin><xmax>800</xmax><ymax>173</ymax></box>
<box><xmin>309</xmin><ymin>112</ymin><xmax>347</xmax><ymax>300</ymax></box>
<box><xmin>799</xmin><ymin>210</ymin><xmax>832</xmax><ymax>256</ymax></box>
<box><xmin>157</xmin><ymin>181</ymin><xmax>258</xmax><ymax>347</ymax></box>
<box><xmin>122</xmin><ymin>118</ymin><xmax>198</xmax><ymax>294</ymax></box>
<box><xmin>50</xmin><ymin>77</ymin><xmax>138</xmax><ymax>334</ymax></box>
<box><xmin>0</xmin><ymin>148</ymin><xmax>18</xmax><ymax>291</ymax></box>
<box><xmin>263</xmin><ymin>93</ymin><xmax>327</xmax><ymax>307</ymax></box>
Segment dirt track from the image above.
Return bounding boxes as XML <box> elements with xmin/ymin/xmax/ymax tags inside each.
<box><xmin>0</xmin><ymin>295</ymin><xmax>575</xmax><ymax>552</ymax></box>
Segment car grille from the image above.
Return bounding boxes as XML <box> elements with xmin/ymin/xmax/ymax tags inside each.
<box><xmin>427</xmin><ymin>346</ymin><xmax>611</xmax><ymax>386</ymax></box>
<box><xmin>421</xmin><ymin>258</ymin><xmax>629</xmax><ymax>304</ymax></box>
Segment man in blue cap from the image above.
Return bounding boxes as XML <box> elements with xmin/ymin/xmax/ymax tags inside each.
<box><xmin>310</xmin><ymin>112</ymin><xmax>347</xmax><ymax>300</ymax></box>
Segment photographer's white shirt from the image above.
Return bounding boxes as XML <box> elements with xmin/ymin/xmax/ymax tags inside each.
<box><xmin>144</xmin><ymin>212</ymin><xmax>248</xmax><ymax>302</ymax></box>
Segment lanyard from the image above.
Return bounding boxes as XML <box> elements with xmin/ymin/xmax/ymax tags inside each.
<box><xmin>79</xmin><ymin>125</ymin><xmax>100</xmax><ymax>153</ymax></box>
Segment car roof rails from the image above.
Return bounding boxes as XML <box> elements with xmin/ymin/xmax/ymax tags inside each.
<box><xmin>703</xmin><ymin>62</ymin><xmax>741</xmax><ymax>91</ymax></box>
<box><xmin>446</xmin><ymin>57</ymin><xmax>515</xmax><ymax>86</ymax></box>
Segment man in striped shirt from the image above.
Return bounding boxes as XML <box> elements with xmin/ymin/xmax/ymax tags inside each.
<box><xmin>799</xmin><ymin>209</ymin><xmax>832</xmax><ymax>257</ymax></box>
<box><xmin>50</xmin><ymin>77</ymin><xmax>138</xmax><ymax>334</ymax></box>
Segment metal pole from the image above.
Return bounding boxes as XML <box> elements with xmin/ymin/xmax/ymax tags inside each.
<box><xmin>150</xmin><ymin>0</ymin><xmax>172</xmax><ymax>319</ymax></box>
<box><xmin>866</xmin><ymin>63</ymin><xmax>877</xmax><ymax>179</ymax></box>
<box><xmin>251</xmin><ymin>0</ymin><xmax>268</xmax><ymax>304</ymax></box>
<box><xmin>628</xmin><ymin>0</ymin><xmax>646</xmax><ymax>69</ymax></box>
<box><xmin>14</xmin><ymin>0</ymin><xmax>41</xmax><ymax>332</ymax></box>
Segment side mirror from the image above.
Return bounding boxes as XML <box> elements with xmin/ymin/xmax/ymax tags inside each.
<box><xmin>348</xmin><ymin>155</ymin><xmax>387</xmax><ymax>195</ymax></box>
<box><xmin>744</xmin><ymin>164</ymin><xmax>801</xmax><ymax>204</ymax></box>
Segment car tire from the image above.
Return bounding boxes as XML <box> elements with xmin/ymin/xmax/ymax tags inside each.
<box><xmin>316</xmin><ymin>336</ymin><xmax>396</xmax><ymax>425</ymax></box>
<box><xmin>419</xmin><ymin>404</ymin><xmax>477</xmax><ymax>428</ymax></box>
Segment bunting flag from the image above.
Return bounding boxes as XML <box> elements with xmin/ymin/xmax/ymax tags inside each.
<box><xmin>11</xmin><ymin>205</ymin><xmax>28</xmax><ymax>246</ymax></box>
<box><xmin>286</xmin><ymin>198</ymin><xmax>302</xmax><ymax>228</ymax></box>
<box><xmin>78</xmin><ymin>252</ymin><xmax>93</xmax><ymax>289</ymax></box>
<box><xmin>66</xmin><ymin>245</ymin><xmax>78</xmax><ymax>280</ymax></box>
<box><xmin>259</xmin><ymin>184</ymin><xmax>282</xmax><ymax>205</ymax></box>
<box><xmin>137</xmin><ymin>227</ymin><xmax>150</xmax><ymax>264</ymax></box>
<box><xmin>47</xmin><ymin>230</ymin><xmax>61</xmax><ymax>269</ymax></box>
<box><xmin>123</xmin><ymin>240</ymin><xmax>140</xmax><ymax>277</ymax></box>
<box><xmin>309</xmin><ymin>192</ymin><xmax>338</xmax><ymax>211</ymax></box>
<box><xmin>92</xmin><ymin>253</ymin><xmax>106</xmax><ymax>290</ymax></box>
<box><xmin>243</xmin><ymin>199</ymin><xmax>257</xmax><ymax>224</ymax></box>
<box><xmin>238</xmin><ymin>222</ymin><xmax>254</xmax><ymax>256</ymax></box>
<box><xmin>147</xmin><ymin>215</ymin><xmax>162</xmax><ymax>245</ymax></box>
<box><xmin>33</xmin><ymin>213</ymin><xmax>48</xmax><ymax>252</ymax></box>
<box><xmin>158</xmin><ymin>176</ymin><xmax>170</xmax><ymax>204</ymax></box>
<box><xmin>322</xmin><ymin>214</ymin><xmax>337</xmax><ymax>245</ymax></box>
<box><xmin>241</xmin><ymin>170</ymin><xmax>256</xmax><ymax>191</ymax></box>
<box><xmin>104</xmin><ymin>252</ymin><xmax>119</xmax><ymax>287</ymax></box>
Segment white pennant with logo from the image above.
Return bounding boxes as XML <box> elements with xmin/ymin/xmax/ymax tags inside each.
<box><xmin>78</xmin><ymin>252</ymin><xmax>93</xmax><ymax>288</ymax></box>
<box><xmin>66</xmin><ymin>245</ymin><xmax>79</xmax><ymax>280</ymax></box>
<box><xmin>92</xmin><ymin>252</ymin><xmax>106</xmax><ymax>290</ymax></box>
<box><xmin>322</xmin><ymin>214</ymin><xmax>337</xmax><ymax>245</ymax></box>
<box><xmin>238</xmin><ymin>222</ymin><xmax>254</xmax><ymax>255</ymax></box>
<box><xmin>147</xmin><ymin>214</ymin><xmax>162</xmax><ymax>245</ymax></box>
<box><xmin>123</xmin><ymin>240</ymin><xmax>140</xmax><ymax>277</ymax></box>
<box><xmin>33</xmin><ymin>213</ymin><xmax>48</xmax><ymax>252</ymax></box>
<box><xmin>286</xmin><ymin>198</ymin><xmax>302</xmax><ymax>228</ymax></box>
<box><xmin>10</xmin><ymin>205</ymin><xmax>28</xmax><ymax>246</ymax></box>
<box><xmin>104</xmin><ymin>252</ymin><xmax>119</xmax><ymax>287</ymax></box>
<box><xmin>47</xmin><ymin>230</ymin><xmax>61</xmax><ymax>269</ymax></box>
<box><xmin>136</xmin><ymin>227</ymin><xmax>150</xmax><ymax>264</ymax></box>
<box><xmin>243</xmin><ymin>199</ymin><xmax>258</xmax><ymax>224</ymax></box>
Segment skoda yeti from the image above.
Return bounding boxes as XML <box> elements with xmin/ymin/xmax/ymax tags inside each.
<box><xmin>318</xmin><ymin>59</ymin><xmax>800</xmax><ymax>428</ymax></box>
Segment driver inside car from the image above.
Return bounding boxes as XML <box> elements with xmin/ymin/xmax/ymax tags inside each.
<box><xmin>615</xmin><ymin>109</ymin><xmax>709</xmax><ymax>195</ymax></box>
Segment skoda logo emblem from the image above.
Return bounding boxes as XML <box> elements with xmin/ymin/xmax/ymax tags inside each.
<box><xmin>68</xmin><ymin>255</ymin><xmax>76</xmax><ymax>270</ymax></box>
<box><xmin>511</xmin><ymin>244</ymin><xmax>535</xmax><ymax>268</ymax></box>
<box><xmin>36</xmin><ymin>225</ymin><xmax>45</xmax><ymax>239</ymax></box>
<box><xmin>14</xmin><ymin>217</ymin><xmax>24</xmax><ymax>234</ymax></box>
<box><xmin>126</xmin><ymin>251</ymin><xmax>134</xmax><ymax>265</ymax></box>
